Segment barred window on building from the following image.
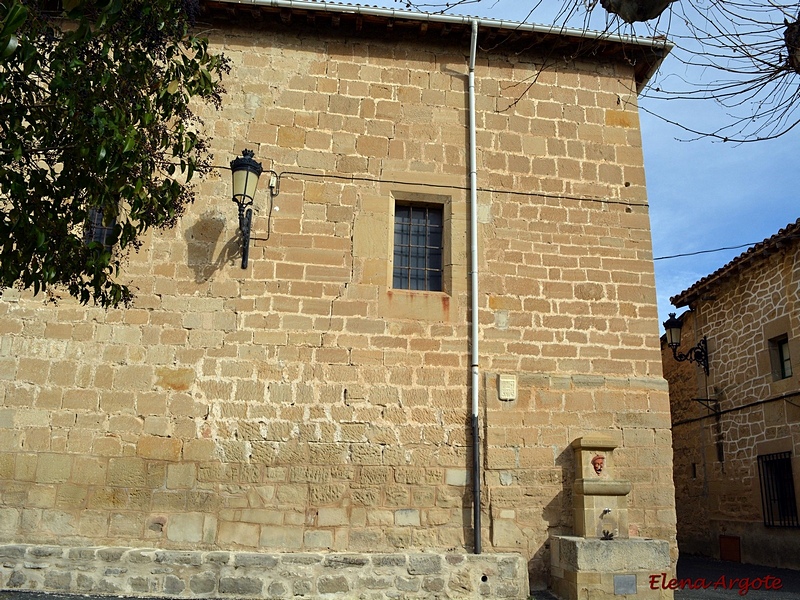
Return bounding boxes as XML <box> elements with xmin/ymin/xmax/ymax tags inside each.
<box><xmin>85</xmin><ymin>207</ymin><xmax>116</xmax><ymax>248</ymax></box>
<box><xmin>768</xmin><ymin>334</ymin><xmax>793</xmax><ymax>380</ymax></box>
<box><xmin>392</xmin><ymin>203</ymin><xmax>443</xmax><ymax>292</ymax></box>
<box><xmin>757</xmin><ymin>451</ymin><xmax>800</xmax><ymax>527</ymax></box>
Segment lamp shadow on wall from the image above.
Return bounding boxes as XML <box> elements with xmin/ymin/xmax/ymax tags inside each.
<box><xmin>186</xmin><ymin>211</ymin><xmax>243</xmax><ymax>282</ymax></box>
<box><xmin>533</xmin><ymin>446</ymin><xmax>572</xmax><ymax>582</ymax></box>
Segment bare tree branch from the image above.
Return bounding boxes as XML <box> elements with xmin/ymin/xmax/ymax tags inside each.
<box><xmin>392</xmin><ymin>0</ymin><xmax>800</xmax><ymax>141</ymax></box>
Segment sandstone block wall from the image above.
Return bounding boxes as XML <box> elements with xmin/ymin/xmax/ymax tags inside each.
<box><xmin>664</xmin><ymin>244</ymin><xmax>800</xmax><ymax>568</ymax></box>
<box><xmin>1</xmin><ymin>12</ymin><xmax>676</xmax><ymax>593</ymax></box>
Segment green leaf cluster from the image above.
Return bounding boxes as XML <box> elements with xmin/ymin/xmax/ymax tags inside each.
<box><xmin>0</xmin><ymin>0</ymin><xmax>229</xmax><ymax>307</ymax></box>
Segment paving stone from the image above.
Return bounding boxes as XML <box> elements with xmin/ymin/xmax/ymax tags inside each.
<box><xmin>219</xmin><ymin>577</ymin><xmax>263</xmax><ymax>595</ymax></box>
<box><xmin>318</xmin><ymin>575</ymin><xmax>350</xmax><ymax>593</ymax></box>
<box><xmin>6</xmin><ymin>571</ymin><xmax>26</xmax><ymax>588</ymax></box>
<box><xmin>164</xmin><ymin>574</ymin><xmax>186</xmax><ymax>594</ymax></box>
<box><xmin>27</xmin><ymin>547</ymin><xmax>62</xmax><ymax>558</ymax></box>
<box><xmin>156</xmin><ymin>551</ymin><xmax>203</xmax><ymax>566</ymax></box>
<box><xmin>423</xmin><ymin>576</ymin><xmax>445</xmax><ymax>592</ymax></box>
<box><xmin>127</xmin><ymin>550</ymin><xmax>158</xmax><ymax>564</ymax></box>
<box><xmin>323</xmin><ymin>555</ymin><xmax>369</xmax><ymax>568</ymax></box>
<box><xmin>267</xmin><ymin>581</ymin><xmax>288</xmax><ymax>598</ymax></box>
<box><xmin>129</xmin><ymin>576</ymin><xmax>155</xmax><ymax>593</ymax></box>
<box><xmin>408</xmin><ymin>555</ymin><xmax>441</xmax><ymax>575</ymax></box>
<box><xmin>0</xmin><ymin>546</ymin><xmax>26</xmax><ymax>559</ymax></box>
<box><xmin>497</xmin><ymin>582</ymin><xmax>521</xmax><ymax>597</ymax></box>
<box><xmin>498</xmin><ymin>557</ymin><xmax>519</xmax><ymax>580</ymax></box>
<box><xmin>95</xmin><ymin>579</ymin><xmax>121</xmax><ymax>594</ymax></box>
<box><xmin>203</xmin><ymin>552</ymin><xmax>231</xmax><ymax>565</ymax></box>
<box><xmin>449</xmin><ymin>570</ymin><xmax>473</xmax><ymax>593</ymax></box>
<box><xmin>234</xmin><ymin>553</ymin><xmax>279</xmax><ymax>568</ymax></box>
<box><xmin>282</xmin><ymin>554</ymin><xmax>323</xmax><ymax>565</ymax></box>
<box><xmin>76</xmin><ymin>574</ymin><xmax>95</xmax><ymax>592</ymax></box>
<box><xmin>292</xmin><ymin>579</ymin><xmax>313</xmax><ymax>596</ymax></box>
<box><xmin>68</xmin><ymin>548</ymin><xmax>97</xmax><ymax>560</ymax></box>
<box><xmin>396</xmin><ymin>576</ymin><xmax>421</xmax><ymax>592</ymax></box>
<box><xmin>96</xmin><ymin>548</ymin><xmax>126</xmax><ymax>562</ymax></box>
<box><xmin>372</xmin><ymin>554</ymin><xmax>406</xmax><ymax>567</ymax></box>
<box><xmin>189</xmin><ymin>573</ymin><xmax>217</xmax><ymax>594</ymax></box>
<box><xmin>363</xmin><ymin>575</ymin><xmax>392</xmax><ymax>589</ymax></box>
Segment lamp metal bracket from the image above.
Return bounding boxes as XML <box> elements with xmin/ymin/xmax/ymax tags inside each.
<box><xmin>672</xmin><ymin>335</ymin><xmax>710</xmax><ymax>376</ymax></box>
<box><xmin>692</xmin><ymin>398</ymin><xmax>720</xmax><ymax>415</ymax></box>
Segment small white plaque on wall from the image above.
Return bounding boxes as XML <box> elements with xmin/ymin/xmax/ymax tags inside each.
<box><xmin>498</xmin><ymin>374</ymin><xmax>517</xmax><ymax>401</ymax></box>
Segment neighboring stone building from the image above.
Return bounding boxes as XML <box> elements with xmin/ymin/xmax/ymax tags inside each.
<box><xmin>1</xmin><ymin>2</ymin><xmax>676</xmax><ymax>598</ymax></box>
<box><xmin>664</xmin><ymin>219</ymin><xmax>800</xmax><ymax>569</ymax></box>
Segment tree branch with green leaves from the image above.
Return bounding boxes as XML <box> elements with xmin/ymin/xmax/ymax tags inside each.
<box><xmin>0</xmin><ymin>0</ymin><xmax>229</xmax><ymax>307</ymax></box>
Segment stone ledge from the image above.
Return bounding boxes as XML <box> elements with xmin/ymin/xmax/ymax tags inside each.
<box><xmin>573</xmin><ymin>479</ymin><xmax>632</xmax><ymax>496</ymax></box>
<box><xmin>510</xmin><ymin>373</ymin><xmax>669</xmax><ymax>392</ymax></box>
<box><xmin>0</xmin><ymin>544</ymin><xmax>529</xmax><ymax>600</ymax></box>
<box><xmin>551</xmin><ymin>536</ymin><xmax>671</xmax><ymax>572</ymax></box>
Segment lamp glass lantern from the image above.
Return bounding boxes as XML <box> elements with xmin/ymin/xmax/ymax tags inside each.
<box><xmin>230</xmin><ymin>149</ymin><xmax>263</xmax><ymax>269</ymax></box>
<box><xmin>662</xmin><ymin>312</ymin><xmax>709</xmax><ymax>375</ymax></box>
<box><xmin>663</xmin><ymin>312</ymin><xmax>683</xmax><ymax>348</ymax></box>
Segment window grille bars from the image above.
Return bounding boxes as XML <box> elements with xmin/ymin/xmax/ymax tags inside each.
<box><xmin>392</xmin><ymin>204</ymin><xmax>443</xmax><ymax>292</ymax></box>
<box><xmin>758</xmin><ymin>451</ymin><xmax>799</xmax><ymax>528</ymax></box>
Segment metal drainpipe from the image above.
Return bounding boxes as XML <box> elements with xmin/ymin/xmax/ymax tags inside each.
<box><xmin>467</xmin><ymin>18</ymin><xmax>481</xmax><ymax>555</ymax></box>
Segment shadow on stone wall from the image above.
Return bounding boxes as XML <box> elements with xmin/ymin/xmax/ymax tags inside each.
<box><xmin>186</xmin><ymin>211</ymin><xmax>241</xmax><ymax>282</ymax></box>
<box><xmin>529</xmin><ymin>445</ymin><xmax>573</xmax><ymax>590</ymax></box>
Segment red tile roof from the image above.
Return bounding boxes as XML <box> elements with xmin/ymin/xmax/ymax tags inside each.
<box><xmin>671</xmin><ymin>218</ymin><xmax>800</xmax><ymax>308</ymax></box>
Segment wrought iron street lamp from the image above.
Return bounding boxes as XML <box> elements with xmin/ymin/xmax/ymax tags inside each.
<box><xmin>230</xmin><ymin>149</ymin><xmax>263</xmax><ymax>269</ymax></box>
<box><xmin>663</xmin><ymin>312</ymin><xmax>710</xmax><ymax>375</ymax></box>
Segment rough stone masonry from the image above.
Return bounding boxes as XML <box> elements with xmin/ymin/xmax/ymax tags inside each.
<box><xmin>0</xmin><ymin>544</ymin><xmax>527</xmax><ymax>599</ymax></box>
<box><xmin>0</xmin><ymin>4</ymin><xmax>676</xmax><ymax>598</ymax></box>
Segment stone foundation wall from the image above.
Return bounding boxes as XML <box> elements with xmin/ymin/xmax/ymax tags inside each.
<box><xmin>0</xmin><ymin>544</ymin><xmax>528</xmax><ymax>599</ymax></box>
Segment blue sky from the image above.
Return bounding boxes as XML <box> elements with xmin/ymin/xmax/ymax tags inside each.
<box><xmin>357</xmin><ymin>0</ymin><xmax>799</xmax><ymax>327</ymax></box>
